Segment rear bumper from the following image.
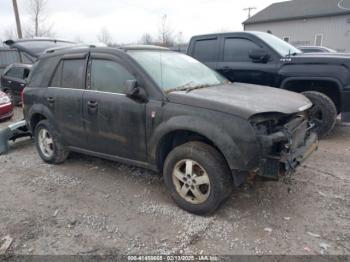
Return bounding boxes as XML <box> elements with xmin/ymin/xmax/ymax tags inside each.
<box><xmin>0</xmin><ymin>120</ymin><xmax>31</xmax><ymax>154</ymax></box>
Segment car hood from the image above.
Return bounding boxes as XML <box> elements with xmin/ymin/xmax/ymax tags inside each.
<box><xmin>167</xmin><ymin>83</ymin><xmax>312</xmax><ymax>119</ymax></box>
<box><xmin>290</xmin><ymin>52</ymin><xmax>350</xmax><ymax>64</ymax></box>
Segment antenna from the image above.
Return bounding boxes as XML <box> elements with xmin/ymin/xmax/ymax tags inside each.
<box><xmin>243</xmin><ymin>7</ymin><xmax>257</xmax><ymax>18</ymax></box>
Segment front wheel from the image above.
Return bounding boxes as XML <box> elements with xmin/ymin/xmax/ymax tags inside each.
<box><xmin>163</xmin><ymin>142</ymin><xmax>233</xmax><ymax>215</ymax></box>
<box><xmin>302</xmin><ymin>91</ymin><xmax>337</xmax><ymax>138</ymax></box>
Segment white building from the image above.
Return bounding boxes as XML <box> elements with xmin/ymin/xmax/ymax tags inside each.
<box><xmin>243</xmin><ymin>0</ymin><xmax>350</xmax><ymax>52</ymax></box>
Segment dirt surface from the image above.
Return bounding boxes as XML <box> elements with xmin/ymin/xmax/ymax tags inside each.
<box><xmin>0</xmin><ymin>108</ymin><xmax>349</xmax><ymax>256</ymax></box>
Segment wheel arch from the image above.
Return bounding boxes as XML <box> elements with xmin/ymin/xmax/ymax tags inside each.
<box><xmin>280</xmin><ymin>77</ymin><xmax>343</xmax><ymax>112</ymax></box>
<box><xmin>149</xmin><ymin>116</ymin><xmax>244</xmax><ymax>172</ymax></box>
<box><xmin>27</xmin><ymin>104</ymin><xmax>55</xmax><ymax>133</ymax></box>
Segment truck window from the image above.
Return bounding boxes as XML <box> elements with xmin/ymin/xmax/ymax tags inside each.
<box><xmin>192</xmin><ymin>38</ymin><xmax>218</xmax><ymax>62</ymax></box>
<box><xmin>224</xmin><ymin>38</ymin><xmax>260</xmax><ymax>62</ymax></box>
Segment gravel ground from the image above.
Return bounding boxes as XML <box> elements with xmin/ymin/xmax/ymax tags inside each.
<box><xmin>0</xmin><ymin>108</ymin><xmax>349</xmax><ymax>255</ymax></box>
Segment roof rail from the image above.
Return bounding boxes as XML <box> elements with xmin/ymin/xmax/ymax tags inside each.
<box><xmin>44</xmin><ymin>44</ymin><xmax>96</xmax><ymax>54</ymax></box>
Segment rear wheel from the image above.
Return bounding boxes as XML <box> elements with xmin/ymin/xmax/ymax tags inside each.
<box><xmin>34</xmin><ymin>120</ymin><xmax>69</xmax><ymax>164</ymax></box>
<box><xmin>302</xmin><ymin>91</ymin><xmax>337</xmax><ymax>138</ymax></box>
<box><xmin>163</xmin><ymin>142</ymin><xmax>232</xmax><ymax>215</ymax></box>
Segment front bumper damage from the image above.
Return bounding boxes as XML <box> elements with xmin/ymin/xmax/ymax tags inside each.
<box><xmin>0</xmin><ymin>120</ymin><xmax>31</xmax><ymax>155</ymax></box>
<box><xmin>257</xmin><ymin>117</ymin><xmax>318</xmax><ymax>179</ymax></box>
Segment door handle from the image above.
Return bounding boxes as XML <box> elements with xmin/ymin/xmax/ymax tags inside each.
<box><xmin>47</xmin><ymin>97</ymin><xmax>55</xmax><ymax>103</ymax></box>
<box><xmin>87</xmin><ymin>101</ymin><xmax>98</xmax><ymax>108</ymax></box>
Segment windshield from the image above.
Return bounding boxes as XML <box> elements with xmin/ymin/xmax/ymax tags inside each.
<box><xmin>254</xmin><ymin>32</ymin><xmax>302</xmax><ymax>56</ymax></box>
<box><xmin>128</xmin><ymin>50</ymin><xmax>226</xmax><ymax>91</ymax></box>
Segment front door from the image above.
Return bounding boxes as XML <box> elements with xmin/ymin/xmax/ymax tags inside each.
<box><xmin>82</xmin><ymin>53</ymin><xmax>147</xmax><ymax>162</ymax></box>
<box><xmin>216</xmin><ymin>37</ymin><xmax>276</xmax><ymax>86</ymax></box>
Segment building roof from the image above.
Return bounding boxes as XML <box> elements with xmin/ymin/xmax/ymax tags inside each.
<box><xmin>243</xmin><ymin>0</ymin><xmax>350</xmax><ymax>25</ymax></box>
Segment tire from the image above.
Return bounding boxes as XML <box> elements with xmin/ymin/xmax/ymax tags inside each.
<box><xmin>34</xmin><ymin>120</ymin><xmax>69</xmax><ymax>164</ymax></box>
<box><xmin>163</xmin><ymin>141</ymin><xmax>233</xmax><ymax>215</ymax></box>
<box><xmin>302</xmin><ymin>91</ymin><xmax>337</xmax><ymax>138</ymax></box>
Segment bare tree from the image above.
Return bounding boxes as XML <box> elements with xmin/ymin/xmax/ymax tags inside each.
<box><xmin>97</xmin><ymin>27</ymin><xmax>113</xmax><ymax>46</ymax></box>
<box><xmin>139</xmin><ymin>33</ymin><xmax>153</xmax><ymax>45</ymax></box>
<box><xmin>25</xmin><ymin>0</ymin><xmax>54</xmax><ymax>37</ymax></box>
<box><xmin>158</xmin><ymin>14</ymin><xmax>174</xmax><ymax>47</ymax></box>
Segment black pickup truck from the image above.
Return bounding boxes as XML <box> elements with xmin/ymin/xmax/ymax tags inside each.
<box><xmin>187</xmin><ymin>31</ymin><xmax>350</xmax><ymax>137</ymax></box>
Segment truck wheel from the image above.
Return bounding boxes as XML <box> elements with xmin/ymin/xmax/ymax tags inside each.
<box><xmin>163</xmin><ymin>141</ymin><xmax>232</xmax><ymax>215</ymax></box>
<box><xmin>34</xmin><ymin>120</ymin><xmax>69</xmax><ymax>164</ymax></box>
<box><xmin>302</xmin><ymin>91</ymin><xmax>337</xmax><ymax>138</ymax></box>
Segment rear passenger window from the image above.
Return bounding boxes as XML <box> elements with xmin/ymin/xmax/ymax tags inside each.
<box><xmin>224</xmin><ymin>38</ymin><xmax>261</xmax><ymax>62</ymax></box>
<box><xmin>192</xmin><ymin>38</ymin><xmax>218</xmax><ymax>62</ymax></box>
<box><xmin>6</xmin><ymin>67</ymin><xmax>25</xmax><ymax>79</ymax></box>
<box><xmin>50</xmin><ymin>59</ymin><xmax>85</xmax><ymax>89</ymax></box>
<box><xmin>90</xmin><ymin>60</ymin><xmax>135</xmax><ymax>94</ymax></box>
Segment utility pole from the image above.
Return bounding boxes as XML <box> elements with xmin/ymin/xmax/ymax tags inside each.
<box><xmin>12</xmin><ymin>0</ymin><xmax>23</xmax><ymax>39</ymax></box>
<box><xmin>243</xmin><ymin>7</ymin><xmax>256</xmax><ymax>18</ymax></box>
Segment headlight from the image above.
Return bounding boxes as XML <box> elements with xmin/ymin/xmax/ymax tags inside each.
<box><xmin>0</xmin><ymin>96</ymin><xmax>10</xmax><ymax>105</ymax></box>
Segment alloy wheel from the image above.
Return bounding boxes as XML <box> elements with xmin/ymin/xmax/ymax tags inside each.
<box><xmin>38</xmin><ymin>128</ymin><xmax>54</xmax><ymax>158</ymax></box>
<box><xmin>172</xmin><ymin>159</ymin><xmax>211</xmax><ymax>204</ymax></box>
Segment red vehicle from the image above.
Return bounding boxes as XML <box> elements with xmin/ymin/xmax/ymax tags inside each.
<box><xmin>0</xmin><ymin>91</ymin><xmax>13</xmax><ymax>122</ymax></box>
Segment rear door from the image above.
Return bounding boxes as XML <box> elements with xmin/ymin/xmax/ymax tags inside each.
<box><xmin>188</xmin><ymin>37</ymin><xmax>220</xmax><ymax>70</ymax></box>
<box><xmin>48</xmin><ymin>53</ymin><xmax>88</xmax><ymax>148</ymax></box>
<box><xmin>82</xmin><ymin>52</ymin><xmax>147</xmax><ymax>161</ymax></box>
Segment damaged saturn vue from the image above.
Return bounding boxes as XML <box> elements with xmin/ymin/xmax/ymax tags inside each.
<box><xmin>22</xmin><ymin>45</ymin><xmax>318</xmax><ymax>214</ymax></box>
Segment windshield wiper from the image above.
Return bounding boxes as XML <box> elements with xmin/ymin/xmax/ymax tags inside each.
<box><xmin>184</xmin><ymin>84</ymin><xmax>212</xmax><ymax>93</ymax></box>
<box><xmin>165</xmin><ymin>81</ymin><xmax>224</xmax><ymax>94</ymax></box>
<box><xmin>165</xmin><ymin>81</ymin><xmax>200</xmax><ymax>94</ymax></box>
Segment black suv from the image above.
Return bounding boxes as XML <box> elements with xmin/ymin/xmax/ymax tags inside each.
<box><xmin>23</xmin><ymin>46</ymin><xmax>317</xmax><ymax>214</ymax></box>
<box><xmin>1</xmin><ymin>63</ymin><xmax>32</xmax><ymax>105</ymax></box>
<box><xmin>187</xmin><ymin>31</ymin><xmax>350</xmax><ymax>137</ymax></box>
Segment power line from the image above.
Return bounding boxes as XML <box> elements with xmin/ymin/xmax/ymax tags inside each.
<box><xmin>243</xmin><ymin>7</ymin><xmax>257</xmax><ymax>18</ymax></box>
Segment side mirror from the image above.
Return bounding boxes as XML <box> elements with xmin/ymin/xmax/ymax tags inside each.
<box><xmin>124</xmin><ymin>80</ymin><xmax>147</xmax><ymax>101</ymax></box>
<box><xmin>249</xmin><ymin>48</ymin><xmax>270</xmax><ymax>63</ymax></box>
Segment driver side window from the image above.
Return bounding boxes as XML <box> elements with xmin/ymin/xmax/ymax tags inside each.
<box><xmin>90</xmin><ymin>59</ymin><xmax>135</xmax><ymax>94</ymax></box>
<box><xmin>224</xmin><ymin>38</ymin><xmax>261</xmax><ymax>62</ymax></box>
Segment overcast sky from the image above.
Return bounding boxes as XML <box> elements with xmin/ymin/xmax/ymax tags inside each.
<box><xmin>0</xmin><ymin>0</ymin><xmax>286</xmax><ymax>44</ymax></box>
